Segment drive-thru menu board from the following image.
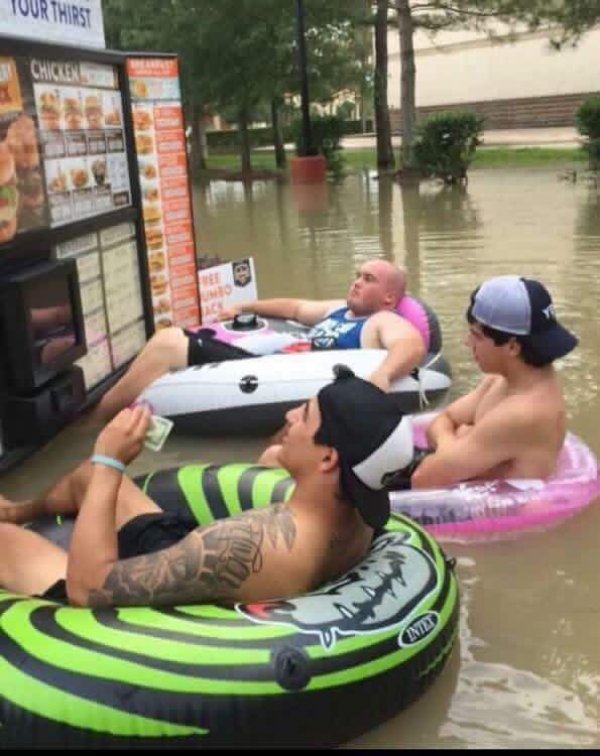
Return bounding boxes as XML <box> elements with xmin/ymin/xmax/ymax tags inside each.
<box><xmin>127</xmin><ymin>57</ymin><xmax>200</xmax><ymax>331</ymax></box>
<box><xmin>0</xmin><ymin>55</ymin><xmax>131</xmax><ymax>246</ymax></box>
<box><xmin>54</xmin><ymin>221</ymin><xmax>146</xmax><ymax>390</ymax></box>
<box><xmin>33</xmin><ymin>58</ymin><xmax>131</xmax><ymax>226</ymax></box>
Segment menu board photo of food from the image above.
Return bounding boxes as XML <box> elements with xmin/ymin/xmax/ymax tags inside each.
<box><xmin>0</xmin><ymin>57</ymin><xmax>48</xmax><ymax>243</ymax></box>
<box><xmin>127</xmin><ymin>56</ymin><xmax>200</xmax><ymax>331</ymax></box>
<box><xmin>31</xmin><ymin>58</ymin><xmax>132</xmax><ymax>227</ymax></box>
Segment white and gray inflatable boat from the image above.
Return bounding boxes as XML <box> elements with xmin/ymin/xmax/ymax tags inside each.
<box><xmin>139</xmin><ymin>307</ymin><xmax>452</xmax><ymax>436</ymax></box>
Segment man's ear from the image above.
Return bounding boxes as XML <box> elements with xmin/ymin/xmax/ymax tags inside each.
<box><xmin>383</xmin><ymin>289</ymin><xmax>396</xmax><ymax>309</ymax></box>
<box><xmin>319</xmin><ymin>445</ymin><xmax>340</xmax><ymax>475</ymax></box>
<box><xmin>507</xmin><ymin>337</ymin><xmax>522</xmax><ymax>358</ymax></box>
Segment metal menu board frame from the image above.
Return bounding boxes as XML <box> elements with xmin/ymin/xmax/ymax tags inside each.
<box><xmin>0</xmin><ymin>33</ymin><xmax>155</xmax><ymax>414</ymax></box>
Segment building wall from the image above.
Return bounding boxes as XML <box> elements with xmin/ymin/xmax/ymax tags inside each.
<box><xmin>387</xmin><ymin>23</ymin><xmax>600</xmax><ymax>129</ymax></box>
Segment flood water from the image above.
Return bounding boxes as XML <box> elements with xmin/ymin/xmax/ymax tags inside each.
<box><xmin>3</xmin><ymin>165</ymin><xmax>600</xmax><ymax>747</ymax></box>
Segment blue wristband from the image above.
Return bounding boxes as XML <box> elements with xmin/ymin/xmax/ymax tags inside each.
<box><xmin>91</xmin><ymin>454</ymin><xmax>127</xmax><ymax>474</ymax></box>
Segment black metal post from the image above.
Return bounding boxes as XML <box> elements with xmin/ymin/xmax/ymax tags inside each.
<box><xmin>295</xmin><ymin>0</ymin><xmax>313</xmax><ymax>155</ymax></box>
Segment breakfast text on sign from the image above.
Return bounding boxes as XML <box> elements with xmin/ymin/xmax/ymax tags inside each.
<box><xmin>10</xmin><ymin>0</ymin><xmax>92</xmax><ymax>28</ymax></box>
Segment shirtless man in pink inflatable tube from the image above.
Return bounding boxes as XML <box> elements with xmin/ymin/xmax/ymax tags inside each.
<box><xmin>410</xmin><ymin>276</ymin><xmax>578</xmax><ymax>488</ymax></box>
<box><xmin>90</xmin><ymin>260</ymin><xmax>426</xmax><ymax>422</ymax></box>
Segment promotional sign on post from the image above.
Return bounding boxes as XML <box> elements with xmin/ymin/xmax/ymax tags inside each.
<box><xmin>127</xmin><ymin>56</ymin><xmax>200</xmax><ymax>332</ymax></box>
<box><xmin>0</xmin><ymin>0</ymin><xmax>106</xmax><ymax>49</ymax></box>
<box><xmin>198</xmin><ymin>257</ymin><xmax>258</xmax><ymax>324</ymax></box>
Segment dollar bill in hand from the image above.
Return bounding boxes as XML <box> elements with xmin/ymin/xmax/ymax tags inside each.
<box><xmin>144</xmin><ymin>415</ymin><xmax>174</xmax><ymax>452</ymax></box>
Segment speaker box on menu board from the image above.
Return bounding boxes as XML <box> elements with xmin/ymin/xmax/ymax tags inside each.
<box><xmin>2</xmin><ymin>367</ymin><xmax>85</xmax><ymax>447</ymax></box>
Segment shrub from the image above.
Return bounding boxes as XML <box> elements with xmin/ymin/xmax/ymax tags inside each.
<box><xmin>293</xmin><ymin>114</ymin><xmax>346</xmax><ymax>178</ymax></box>
<box><xmin>576</xmin><ymin>96</ymin><xmax>600</xmax><ymax>139</ymax></box>
<box><xmin>204</xmin><ymin>118</ymin><xmax>371</xmax><ymax>156</ymax></box>
<box><xmin>205</xmin><ymin>127</ymin><xmax>281</xmax><ymax>153</ymax></box>
<box><xmin>576</xmin><ymin>96</ymin><xmax>600</xmax><ymax>170</ymax></box>
<box><xmin>413</xmin><ymin>111</ymin><xmax>484</xmax><ymax>184</ymax></box>
<box><xmin>339</xmin><ymin>118</ymin><xmax>374</xmax><ymax>135</ymax></box>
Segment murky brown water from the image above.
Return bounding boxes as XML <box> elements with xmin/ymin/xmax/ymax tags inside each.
<box><xmin>3</xmin><ymin>165</ymin><xmax>600</xmax><ymax>747</ymax></box>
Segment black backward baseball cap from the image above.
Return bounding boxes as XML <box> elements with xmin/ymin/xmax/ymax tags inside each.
<box><xmin>316</xmin><ymin>367</ymin><xmax>414</xmax><ymax>529</ymax></box>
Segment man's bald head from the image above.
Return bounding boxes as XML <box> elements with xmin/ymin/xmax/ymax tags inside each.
<box><xmin>346</xmin><ymin>260</ymin><xmax>408</xmax><ymax>315</ymax></box>
<box><xmin>376</xmin><ymin>260</ymin><xmax>407</xmax><ymax>306</ymax></box>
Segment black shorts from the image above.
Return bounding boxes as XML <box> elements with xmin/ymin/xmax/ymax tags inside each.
<box><xmin>39</xmin><ymin>512</ymin><xmax>199</xmax><ymax>605</ymax></box>
<box><xmin>117</xmin><ymin>512</ymin><xmax>198</xmax><ymax>559</ymax></box>
<box><xmin>385</xmin><ymin>449</ymin><xmax>432</xmax><ymax>492</ymax></box>
<box><xmin>184</xmin><ymin>328</ymin><xmax>252</xmax><ymax>367</ymax></box>
<box><xmin>40</xmin><ymin>579</ymin><xmax>69</xmax><ymax>603</ymax></box>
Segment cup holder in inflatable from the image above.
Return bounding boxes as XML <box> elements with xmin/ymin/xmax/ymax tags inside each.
<box><xmin>231</xmin><ymin>312</ymin><xmax>265</xmax><ymax>331</ymax></box>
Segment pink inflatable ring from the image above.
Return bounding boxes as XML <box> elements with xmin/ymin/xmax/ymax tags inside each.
<box><xmin>389</xmin><ymin>412</ymin><xmax>600</xmax><ymax>542</ymax></box>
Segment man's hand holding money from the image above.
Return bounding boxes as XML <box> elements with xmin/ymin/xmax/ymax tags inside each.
<box><xmin>93</xmin><ymin>405</ymin><xmax>152</xmax><ymax>465</ymax></box>
<box><xmin>144</xmin><ymin>415</ymin><xmax>174</xmax><ymax>452</ymax></box>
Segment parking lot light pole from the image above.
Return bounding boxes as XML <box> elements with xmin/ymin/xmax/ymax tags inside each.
<box><xmin>291</xmin><ymin>0</ymin><xmax>326</xmax><ymax>183</ymax></box>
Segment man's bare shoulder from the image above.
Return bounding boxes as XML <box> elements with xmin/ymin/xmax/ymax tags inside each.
<box><xmin>296</xmin><ymin>299</ymin><xmax>344</xmax><ymax>326</ymax></box>
<box><xmin>366</xmin><ymin>309</ymin><xmax>422</xmax><ymax>335</ymax></box>
<box><xmin>367</xmin><ymin>309</ymin><xmax>404</xmax><ymax>324</ymax></box>
<box><xmin>477</xmin><ymin>387</ymin><xmax>564</xmax><ymax>441</ymax></box>
<box><xmin>474</xmin><ymin>373</ymin><xmax>559</xmax><ymax>413</ymax></box>
<box><xmin>478</xmin><ymin>373</ymin><xmax>508</xmax><ymax>393</ymax></box>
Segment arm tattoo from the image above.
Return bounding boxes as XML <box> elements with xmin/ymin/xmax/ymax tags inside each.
<box><xmin>88</xmin><ymin>503</ymin><xmax>297</xmax><ymax>608</ymax></box>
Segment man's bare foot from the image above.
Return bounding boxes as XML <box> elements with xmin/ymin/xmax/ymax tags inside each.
<box><xmin>257</xmin><ymin>444</ymin><xmax>283</xmax><ymax>468</ymax></box>
<box><xmin>266</xmin><ymin>422</ymin><xmax>290</xmax><ymax>446</ymax></box>
<box><xmin>0</xmin><ymin>494</ymin><xmax>32</xmax><ymax>524</ymax></box>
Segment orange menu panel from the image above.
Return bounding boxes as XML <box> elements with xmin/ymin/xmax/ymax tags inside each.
<box><xmin>127</xmin><ymin>57</ymin><xmax>200</xmax><ymax>330</ymax></box>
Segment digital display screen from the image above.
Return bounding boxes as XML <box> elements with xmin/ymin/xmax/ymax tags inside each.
<box><xmin>24</xmin><ymin>274</ymin><xmax>77</xmax><ymax>367</ymax></box>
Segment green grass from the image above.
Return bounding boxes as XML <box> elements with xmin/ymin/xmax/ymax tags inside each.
<box><xmin>202</xmin><ymin>145</ymin><xmax>587</xmax><ymax>175</ymax></box>
<box><xmin>343</xmin><ymin>149</ymin><xmax>378</xmax><ymax>170</ymax></box>
<box><xmin>472</xmin><ymin>147</ymin><xmax>586</xmax><ymax>168</ymax></box>
<box><xmin>204</xmin><ymin>152</ymin><xmax>284</xmax><ymax>172</ymax></box>
<box><xmin>204</xmin><ymin>149</ymin><xmax>378</xmax><ymax>173</ymax></box>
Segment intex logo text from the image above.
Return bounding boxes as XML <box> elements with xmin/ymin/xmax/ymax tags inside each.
<box><xmin>399</xmin><ymin>611</ymin><xmax>439</xmax><ymax>647</ymax></box>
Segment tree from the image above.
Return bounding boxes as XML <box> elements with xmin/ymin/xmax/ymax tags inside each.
<box><xmin>268</xmin><ymin>1</ymin><xmax>371</xmax><ymax>166</ymax></box>
<box><xmin>392</xmin><ymin>1</ymin><xmax>600</xmax><ymax>173</ymax></box>
<box><xmin>543</xmin><ymin>1</ymin><xmax>600</xmax><ymax>46</ymax></box>
<box><xmin>103</xmin><ymin>0</ymin><xmax>373</xmax><ymax>176</ymax></box>
<box><xmin>374</xmin><ymin>0</ymin><xmax>395</xmax><ymax>169</ymax></box>
<box><xmin>282</xmin><ymin>0</ymin><xmax>373</xmax><ymax>162</ymax></box>
<box><xmin>103</xmin><ymin>0</ymin><xmax>214</xmax><ymax>170</ymax></box>
<box><xmin>198</xmin><ymin>0</ymin><xmax>372</xmax><ymax>174</ymax></box>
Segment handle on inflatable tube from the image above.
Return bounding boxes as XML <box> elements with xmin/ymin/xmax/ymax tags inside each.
<box><xmin>396</xmin><ymin>296</ymin><xmax>443</xmax><ymax>354</ymax></box>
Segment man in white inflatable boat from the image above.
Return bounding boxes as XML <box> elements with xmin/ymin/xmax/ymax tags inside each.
<box><xmin>259</xmin><ymin>276</ymin><xmax>578</xmax><ymax>486</ymax></box>
<box><xmin>0</xmin><ymin>369</ymin><xmax>414</xmax><ymax>608</ymax></box>
<box><xmin>410</xmin><ymin>276</ymin><xmax>578</xmax><ymax>487</ymax></box>
<box><xmin>91</xmin><ymin>260</ymin><xmax>426</xmax><ymax>422</ymax></box>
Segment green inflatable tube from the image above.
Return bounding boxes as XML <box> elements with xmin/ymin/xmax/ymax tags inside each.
<box><xmin>0</xmin><ymin>463</ymin><xmax>460</xmax><ymax>748</ymax></box>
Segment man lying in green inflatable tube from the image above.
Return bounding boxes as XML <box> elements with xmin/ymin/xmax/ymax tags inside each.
<box><xmin>0</xmin><ymin>368</ymin><xmax>414</xmax><ymax>608</ymax></box>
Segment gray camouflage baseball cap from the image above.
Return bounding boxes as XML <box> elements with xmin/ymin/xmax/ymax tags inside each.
<box><xmin>470</xmin><ymin>276</ymin><xmax>578</xmax><ymax>361</ymax></box>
